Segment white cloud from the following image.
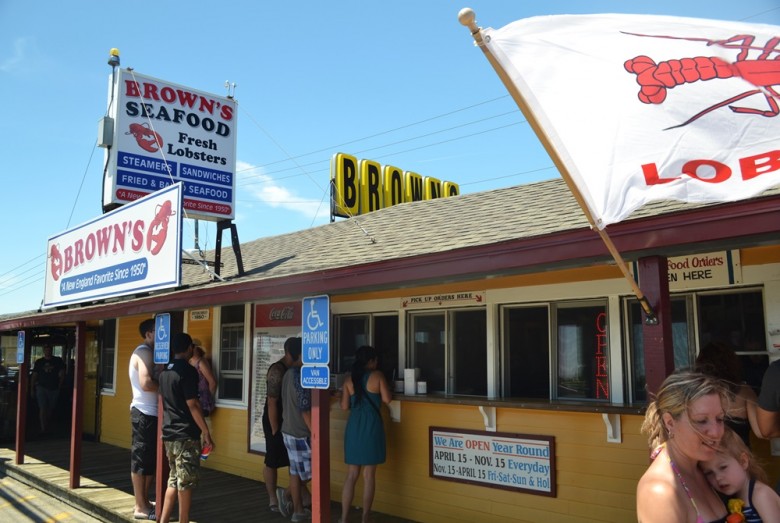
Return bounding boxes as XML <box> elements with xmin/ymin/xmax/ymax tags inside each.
<box><xmin>235</xmin><ymin>160</ymin><xmax>328</xmax><ymax>220</ymax></box>
<box><xmin>0</xmin><ymin>37</ymin><xmax>32</xmax><ymax>74</ymax></box>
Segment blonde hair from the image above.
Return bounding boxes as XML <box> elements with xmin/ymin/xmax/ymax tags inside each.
<box><xmin>716</xmin><ymin>427</ymin><xmax>768</xmax><ymax>483</ymax></box>
<box><xmin>641</xmin><ymin>370</ymin><xmax>729</xmax><ymax>449</ymax></box>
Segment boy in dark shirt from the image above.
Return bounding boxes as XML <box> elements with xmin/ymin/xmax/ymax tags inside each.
<box><xmin>158</xmin><ymin>332</ymin><xmax>213</xmax><ymax>523</ymax></box>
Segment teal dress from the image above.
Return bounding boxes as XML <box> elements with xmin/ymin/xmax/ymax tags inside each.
<box><xmin>344</xmin><ymin>373</ymin><xmax>385</xmax><ymax>465</ymax></box>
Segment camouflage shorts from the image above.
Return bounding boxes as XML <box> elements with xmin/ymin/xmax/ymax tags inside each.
<box><xmin>164</xmin><ymin>439</ymin><xmax>200</xmax><ymax>490</ymax></box>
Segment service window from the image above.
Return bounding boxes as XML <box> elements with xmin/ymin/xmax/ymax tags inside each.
<box><xmin>697</xmin><ymin>290</ymin><xmax>768</xmax><ymax>392</ymax></box>
<box><xmin>502</xmin><ymin>305</ymin><xmax>550</xmax><ymax>399</ymax></box>
<box><xmin>409</xmin><ymin>309</ymin><xmax>486</xmax><ymax>396</ymax></box>
<box><xmin>335</xmin><ymin>314</ymin><xmax>398</xmax><ymax>381</ymax></box>
<box><xmin>627</xmin><ymin>296</ymin><xmax>693</xmax><ymax>403</ymax></box>
<box><xmin>555</xmin><ymin>301</ymin><xmax>610</xmax><ymax>401</ymax></box>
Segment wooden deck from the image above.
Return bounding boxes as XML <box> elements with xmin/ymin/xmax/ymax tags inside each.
<box><xmin>0</xmin><ymin>437</ymin><xmax>415</xmax><ymax>523</ymax></box>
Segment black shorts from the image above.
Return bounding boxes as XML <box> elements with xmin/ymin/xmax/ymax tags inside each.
<box><xmin>130</xmin><ymin>407</ymin><xmax>158</xmax><ymax>475</ymax></box>
<box><xmin>262</xmin><ymin>407</ymin><xmax>289</xmax><ymax>469</ymax></box>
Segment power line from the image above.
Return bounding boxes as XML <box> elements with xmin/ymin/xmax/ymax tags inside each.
<box><xmin>238</xmin><ymin>95</ymin><xmax>512</xmax><ymax>171</ymax></box>
<box><xmin>238</xmin><ymin>109</ymin><xmax>522</xmax><ymax>183</ymax></box>
<box><xmin>0</xmin><ymin>254</ymin><xmax>43</xmax><ymax>283</ymax></box>
<box><xmin>739</xmin><ymin>6</ymin><xmax>780</xmax><ymax>21</ymax></box>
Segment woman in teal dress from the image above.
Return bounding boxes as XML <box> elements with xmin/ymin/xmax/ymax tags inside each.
<box><xmin>340</xmin><ymin>346</ymin><xmax>392</xmax><ymax>523</ymax></box>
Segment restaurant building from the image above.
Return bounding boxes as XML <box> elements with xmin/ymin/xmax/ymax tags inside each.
<box><xmin>1</xmin><ymin>177</ymin><xmax>779</xmax><ymax>522</ymax></box>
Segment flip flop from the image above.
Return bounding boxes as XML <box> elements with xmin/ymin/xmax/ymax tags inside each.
<box><xmin>133</xmin><ymin>508</ymin><xmax>156</xmax><ymax>520</ymax></box>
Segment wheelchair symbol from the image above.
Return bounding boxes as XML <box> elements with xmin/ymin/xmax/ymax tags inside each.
<box><xmin>157</xmin><ymin>322</ymin><xmax>167</xmax><ymax>341</ymax></box>
<box><xmin>306</xmin><ymin>300</ymin><xmax>324</xmax><ymax>331</ymax></box>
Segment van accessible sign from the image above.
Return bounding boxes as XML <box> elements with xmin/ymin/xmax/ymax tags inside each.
<box><xmin>102</xmin><ymin>70</ymin><xmax>237</xmax><ymax>221</ymax></box>
<box><xmin>43</xmin><ymin>183</ymin><xmax>183</xmax><ymax>308</ymax></box>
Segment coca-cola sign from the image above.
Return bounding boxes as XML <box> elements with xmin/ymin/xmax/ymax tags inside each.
<box><xmin>255</xmin><ymin>302</ymin><xmax>301</xmax><ymax>328</ymax></box>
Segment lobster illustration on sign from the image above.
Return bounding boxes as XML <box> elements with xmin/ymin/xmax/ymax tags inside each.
<box><xmin>624</xmin><ymin>33</ymin><xmax>780</xmax><ymax>128</ymax></box>
<box><xmin>49</xmin><ymin>244</ymin><xmax>63</xmax><ymax>281</ymax></box>
<box><xmin>126</xmin><ymin>123</ymin><xmax>164</xmax><ymax>153</ymax></box>
<box><xmin>146</xmin><ymin>199</ymin><xmax>176</xmax><ymax>256</ymax></box>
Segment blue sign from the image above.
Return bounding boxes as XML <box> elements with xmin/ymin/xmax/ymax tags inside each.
<box><xmin>302</xmin><ymin>295</ymin><xmax>329</xmax><ymax>365</ymax></box>
<box><xmin>154</xmin><ymin>313</ymin><xmax>171</xmax><ymax>364</ymax></box>
<box><xmin>16</xmin><ymin>331</ymin><xmax>25</xmax><ymax>364</ymax></box>
<box><xmin>300</xmin><ymin>365</ymin><xmax>330</xmax><ymax>389</ymax></box>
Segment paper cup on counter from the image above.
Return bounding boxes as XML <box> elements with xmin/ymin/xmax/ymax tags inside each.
<box><xmin>404</xmin><ymin>368</ymin><xmax>417</xmax><ymax>395</ymax></box>
<box><xmin>416</xmin><ymin>381</ymin><xmax>427</xmax><ymax>394</ymax></box>
<box><xmin>394</xmin><ymin>380</ymin><xmax>404</xmax><ymax>393</ymax></box>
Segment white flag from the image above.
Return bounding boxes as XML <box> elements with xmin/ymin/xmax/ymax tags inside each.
<box><xmin>483</xmin><ymin>14</ymin><xmax>780</xmax><ymax>228</ymax></box>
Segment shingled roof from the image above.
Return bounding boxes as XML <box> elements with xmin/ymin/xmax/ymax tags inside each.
<box><xmin>180</xmin><ymin>176</ymin><xmax>779</xmax><ymax>287</ymax></box>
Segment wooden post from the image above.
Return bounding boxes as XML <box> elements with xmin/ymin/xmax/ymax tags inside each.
<box><xmin>69</xmin><ymin>321</ymin><xmax>86</xmax><ymax>488</ymax></box>
<box><xmin>311</xmin><ymin>389</ymin><xmax>330</xmax><ymax>523</ymax></box>
<box><xmin>638</xmin><ymin>256</ymin><xmax>675</xmax><ymax>395</ymax></box>
<box><xmin>15</xmin><ymin>329</ymin><xmax>31</xmax><ymax>465</ymax></box>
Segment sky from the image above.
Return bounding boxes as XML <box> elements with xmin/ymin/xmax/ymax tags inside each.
<box><xmin>1</xmin><ymin>0</ymin><xmax>778</xmax><ymax>315</ymax></box>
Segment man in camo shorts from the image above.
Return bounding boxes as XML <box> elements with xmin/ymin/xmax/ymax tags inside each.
<box><xmin>157</xmin><ymin>332</ymin><xmax>213</xmax><ymax>523</ymax></box>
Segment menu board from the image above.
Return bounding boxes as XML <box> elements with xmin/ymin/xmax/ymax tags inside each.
<box><xmin>248</xmin><ymin>334</ymin><xmax>289</xmax><ymax>454</ymax></box>
<box><xmin>429</xmin><ymin>427</ymin><xmax>556</xmax><ymax>496</ymax></box>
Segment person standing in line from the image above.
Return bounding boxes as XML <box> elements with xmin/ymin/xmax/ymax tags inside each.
<box><xmin>339</xmin><ymin>345</ymin><xmax>392</xmax><ymax>523</ymax></box>
<box><xmin>263</xmin><ymin>338</ymin><xmax>293</xmax><ymax>512</ymax></box>
<box><xmin>756</xmin><ymin>357</ymin><xmax>780</xmax><ymax>438</ymax></box>
<box><xmin>694</xmin><ymin>341</ymin><xmax>761</xmax><ymax>447</ymax></box>
<box><xmin>129</xmin><ymin>318</ymin><xmax>159</xmax><ymax>521</ymax></box>
<box><xmin>276</xmin><ymin>337</ymin><xmax>312</xmax><ymax>522</ymax></box>
<box><xmin>30</xmin><ymin>343</ymin><xmax>65</xmax><ymax>435</ymax></box>
<box><xmin>636</xmin><ymin>371</ymin><xmax>729</xmax><ymax>523</ymax></box>
<box><xmin>158</xmin><ymin>332</ymin><xmax>213</xmax><ymax>523</ymax></box>
<box><xmin>188</xmin><ymin>340</ymin><xmax>217</xmax><ymax>420</ymax></box>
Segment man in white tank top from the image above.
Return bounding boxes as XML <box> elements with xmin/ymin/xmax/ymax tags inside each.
<box><xmin>129</xmin><ymin>318</ymin><xmax>159</xmax><ymax>520</ymax></box>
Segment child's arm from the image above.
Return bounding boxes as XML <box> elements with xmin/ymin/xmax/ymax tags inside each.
<box><xmin>751</xmin><ymin>480</ymin><xmax>780</xmax><ymax>522</ymax></box>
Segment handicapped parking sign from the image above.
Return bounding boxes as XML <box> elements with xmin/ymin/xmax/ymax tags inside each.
<box><xmin>302</xmin><ymin>295</ymin><xmax>329</xmax><ymax>365</ymax></box>
<box><xmin>300</xmin><ymin>365</ymin><xmax>330</xmax><ymax>389</ymax></box>
<box><xmin>16</xmin><ymin>331</ymin><xmax>25</xmax><ymax>364</ymax></box>
<box><xmin>154</xmin><ymin>313</ymin><xmax>171</xmax><ymax>364</ymax></box>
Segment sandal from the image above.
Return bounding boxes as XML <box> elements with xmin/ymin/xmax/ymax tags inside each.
<box><xmin>133</xmin><ymin>508</ymin><xmax>156</xmax><ymax>520</ymax></box>
<box><xmin>269</xmin><ymin>504</ymin><xmax>280</xmax><ymax>512</ymax></box>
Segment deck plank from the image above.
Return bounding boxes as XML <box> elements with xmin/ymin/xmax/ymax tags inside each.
<box><xmin>0</xmin><ymin>438</ymin><xmax>416</xmax><ymax>522</ymax></box>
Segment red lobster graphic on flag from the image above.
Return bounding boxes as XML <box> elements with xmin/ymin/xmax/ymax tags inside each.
<box><xmin>624</xmin><ymin>33</ymin><xmax>780</xmax><ymax>129</ymax></box>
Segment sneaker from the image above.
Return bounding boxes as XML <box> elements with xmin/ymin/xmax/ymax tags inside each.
<box><xmin>276</xmin><ymin>487</ymin><xmax>291</xmax><ymax>518</ymax></box>
<box><xmin>291</xmin><ymin>508</ymin><xmax>312</xmax><ymax>522</ymax></box>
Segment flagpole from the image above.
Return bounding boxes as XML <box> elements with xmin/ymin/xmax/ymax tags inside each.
<box><xmin>459</xmin><ymin>8</ymin><xmax>658</xmax><ymax>324</ymax></box>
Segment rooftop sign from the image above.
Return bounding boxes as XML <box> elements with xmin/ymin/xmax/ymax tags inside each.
<box><xmin>331</xmin><ymin>153</ymin><xmax>459</xmax><ymax>218</ymax></box>
<box><xmin>102</xmin><ymin>70</ymin><xmax>237</xmax><ymax>221</ymax></box>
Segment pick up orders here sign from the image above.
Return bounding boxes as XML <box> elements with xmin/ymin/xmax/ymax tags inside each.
<box><xmin>102</xmin><ymin>70</ymin><xmax>237</xmax><ymax>221</ymax></box>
